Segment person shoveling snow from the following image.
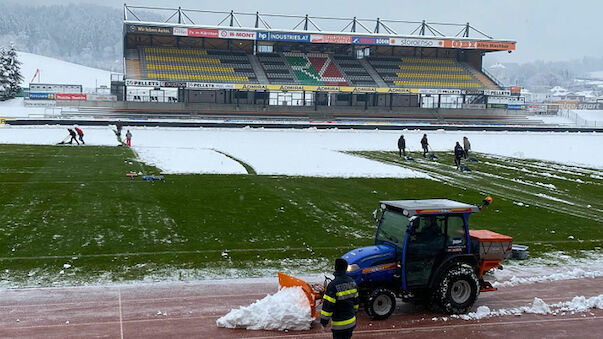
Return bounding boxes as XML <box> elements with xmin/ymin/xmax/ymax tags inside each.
<box><xmin>216</xmin><ymin>286</ymin><xmax>314</xmax><ymax>331</ymax></box>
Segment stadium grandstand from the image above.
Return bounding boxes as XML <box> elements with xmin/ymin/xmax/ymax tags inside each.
<box><xmin>115</xmin><ymin>4</ymin><xmax>522</xmax><ymax>114</ymax></box>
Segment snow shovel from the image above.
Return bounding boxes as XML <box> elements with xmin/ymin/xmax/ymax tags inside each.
<box><xmin>427</xmin><ymin>146</ymin><xmax>439</xmax><ymax>160</ymax></box>
<box><xmin>57</xmin><ymin>135</ymin><xmax>70</xmax><ymax>145</ymax></box>
<box><xmin>460</xmin><ymin>165</ymin><xmax>472</xmax><ymax>172</ymax></box>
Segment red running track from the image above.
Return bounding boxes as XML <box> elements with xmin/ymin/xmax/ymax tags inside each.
<box><xmin>0</xmin><ymin>277</ymin><xmax>602</xmax><ymax>338</ymax></box>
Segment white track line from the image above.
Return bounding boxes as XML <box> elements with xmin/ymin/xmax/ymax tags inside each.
<box><xmin>118</xmin><ymin>287</ymin><xmax>124</xmax><ymax>339</ymax></box>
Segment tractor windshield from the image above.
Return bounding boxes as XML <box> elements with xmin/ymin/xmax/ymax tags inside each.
<box><xmin>375</xmin><ymin>210</ymin><xmax>409</xmax><ymax>249</ymax></box>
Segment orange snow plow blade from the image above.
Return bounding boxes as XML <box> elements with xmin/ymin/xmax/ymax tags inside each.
<box><xmin>278</xmin><ymin>272</ymin><xmax>322</xmax><ymax>318</ymax></box>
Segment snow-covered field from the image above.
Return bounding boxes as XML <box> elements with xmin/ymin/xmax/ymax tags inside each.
<box><xmin>0</xmin><ymin>126</ymin><xmax>601</xmax><ymax>175</ymax></box>
<box><xmin>130</xmin><ymin>127</ymin><xmax>602</xmax><ymax>173</ymax></box>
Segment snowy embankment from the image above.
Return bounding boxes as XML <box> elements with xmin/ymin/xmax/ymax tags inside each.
<box><xmin>18</xmin><ymin>51</ymin><xmax>111</xmax><ymax>90</ymax></box>
<box><xmin>0</xmin><ymin>125</ymin><xmax>118</xmax><ymax>146</ymax></box>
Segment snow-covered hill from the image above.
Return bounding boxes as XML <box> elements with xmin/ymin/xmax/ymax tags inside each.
<box><xmin>18</xmin><ymin>51</ymin><xmax>112</xmax><ymax>90</ymax></box>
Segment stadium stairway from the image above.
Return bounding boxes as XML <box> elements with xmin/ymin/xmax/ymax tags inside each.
<box><xmin>248</xmin><ymin>54</ymin><xmax>269</xmax><ymax>84</ymax></box>
<box><xmin>125</xmin><ymin>59</ymin><xmax>142</xmax><ymax>79</ymax></box>
<box><xmin>358</xmin><ymin>58</ymin><xmax>388</xmax><ymax>87</ymax></box>
<box><xmin>466</xmin><ymin>66</ymin><xmax>501</xmax><ymax>90</ymax></box>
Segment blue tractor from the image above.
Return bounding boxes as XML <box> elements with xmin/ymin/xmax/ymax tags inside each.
<box><xmin>339</xmin><ymin>198</ymin><xmax>512</xmax><ymax>319</ymax></box>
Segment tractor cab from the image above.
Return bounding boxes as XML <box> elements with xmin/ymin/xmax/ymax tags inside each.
<box><xmin>342</xmin><ymin>198</ymin><xmax>507</xmax><ymax>319</ymax></box>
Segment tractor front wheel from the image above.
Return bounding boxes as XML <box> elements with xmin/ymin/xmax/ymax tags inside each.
<box><xmin>434</xmin><ymin>264</ymin><xmax>480</xmax><ymax>314</ymax></box>
<box><xmin>365</xmin><ymin>288</ymin><xmax>396</xmax><ymax>320</ymax></box>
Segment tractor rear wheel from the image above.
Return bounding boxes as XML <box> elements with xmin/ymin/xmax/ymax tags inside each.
<box><xmin>434</xmin><ymin>264</ymin><xmax>480</xmax><ymax>314</ymax></box>
<box><xmin>365</xmin><ymin>288</ymin><xmax>396</xmax><ymax>320</ymax></box>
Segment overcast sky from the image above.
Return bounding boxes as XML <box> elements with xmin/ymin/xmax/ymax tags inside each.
<box><xmin>9</xmin><ymin>0</ymin><xmax>603</xmax><ymax>63</ymax></box>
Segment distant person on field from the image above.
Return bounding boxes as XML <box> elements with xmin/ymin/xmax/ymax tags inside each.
<box><xmin>125</xmin><ymin>130</ymin><xmax>132</xmax><ymax>147</ymax></box>
<box><xmin>116</xmin><ymin>120</ymin><xmax>123</xmax><ymax>138</ymax></box>
<box><xmin>454</xmin><ymin>142</ymin><xmax>464</xmax><ymax>169</ymax></box>
<box><xmin>463</xmin><ymin>136</ymin><xmax>471</xmax><ymax>158</ymax></box>
<box><xmin>420</xmin><ymin>134</ymin><xmax>429</xmax><ymax>157</ymax></box>
<box><xmin>74</xmin><ymin>126</ymin><xmax>85</xmax><ymax>145</ymax></box>
<box><xmin>397</xmin><ymin>135</ymin><xmax>406</xmax><ymax>157</ymax></box>
<box><xmin>321</xmin><ymin>258</ymin><xmax>358</xmax><ymax>339</ymax></box>
<box><xmin>67</xmin><ymin>128</ymin><xmax>79</xmax><ymax>145</ymax></box>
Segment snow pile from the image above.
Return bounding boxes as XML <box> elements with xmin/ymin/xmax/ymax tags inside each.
<box><xmin>454</xmin><ymin>294</ymin><xmax>603</xmax><ymax>320</ymax></box>
<box><xmin>492</xmin><ymin>267</ymin><xmax>602</xmax><ymax>288</ymax></box>
<box><xmin>216</xmin><ymin>286</ymin><xmax>313</xmax><ymax>331</ymax></box>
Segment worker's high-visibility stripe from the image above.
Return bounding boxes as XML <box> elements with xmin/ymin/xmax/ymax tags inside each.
<box><xmin>336</xmin><ymin>288</ymin><xmax>357</xmax><ymax>299</ymax></box>
<box><xmin>320</xmin><ymin>310</ymin><xmax>333</xmax><ymax>317</ymax></box>
<box><xmin>332</xmin><ymin>317</ymin><xmax>355</xmax><ymax>326</ymax></box>
<box><xmin>332</xmin><ymin>316</ymin><xmax>356</xmax><ymax>330</ymax></box>
<box><xmin>353</xmin><ymin>305</ymin><xmax>359</xmax><ymax>310</ymax></box>
<box><xmin>323</xmin><ymin>294</ymin><xmax>336</xmax><ymax>303</ymax></box>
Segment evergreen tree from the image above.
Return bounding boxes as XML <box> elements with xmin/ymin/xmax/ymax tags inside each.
<box><xmin>0</xmin><ymin>44</ymin><xmax>23</xmax><ymax>100</ymax></box>
<box><xmin>0</xmin><ymin>47</ymin><xmax>8</xmax><ymax>100</ymax></box>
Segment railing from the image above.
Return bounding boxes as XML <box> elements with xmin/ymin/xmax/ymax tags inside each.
<box><xmin>481</xmin><ymin>67</ymin><xmax>505</xmax><ymax>88</ymax></box>
<box><xmin>559</xmin><ymin>109</ymin><xmax>603</xmax><ymax>127</ymax></box>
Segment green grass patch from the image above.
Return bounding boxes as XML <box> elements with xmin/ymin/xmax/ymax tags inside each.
<box><xmin>0</xmin><ymin>145</ymin><xmax>601</xmax><ymax>287</ymax></box>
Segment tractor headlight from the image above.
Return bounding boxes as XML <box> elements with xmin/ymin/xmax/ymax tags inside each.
<box><xmin>347</xmin><ymin>264</ymin><xmax>360</xmax><ymax>273</ymax></box>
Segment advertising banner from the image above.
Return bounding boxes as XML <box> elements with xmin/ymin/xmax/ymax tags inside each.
<box><xmin>485</xmin><ymin>89</ymin><xmax>511</xmax><ymax>96</ymax></box>
<box><xmin>576</xmin><ymin>102</ymin><xmax>602</xmax><ymax>110</ymax></box>
<box><xmin>389</xmin><ymin>38</ymin><xmax>443</xmax><ymax>48</ymax></box>
<box><xmin>442</xmin><ymin>39</ymin><xmax>516</xmax><ymax>51</ymax></box>
<box><xmin>278</xmin><ymin>85</ymin><xmax>305</xmax><ymax>91</ymax></box>
<box><xmin>463</xmin><ymin>104</ymin><xmax>486</xmax><ymax>110</ymax></box>
<box><xmin>125</xmin><ymin>79</ymin><xmax>161</xmax><ymax>87</ymax></box>
<box><xmin>352</xmin><ymin>37</ymin><xmax>390</xmax><ymax>45</ymax></box>
<box><xmin>310</xmin><ymin>34</ymin><xmax>352</xmax><ymax>44</ymax></box>
<box><xmin>353</xmin><ymin>87</ymin><xmax>377</xmax><ymax>93</ymax></box>
<box><xmin>187</xmin><ymin>82</ymin><xmax>235</xmax><ymax>90</ymax></box>
<box><xmin>174</xmin><ymin>27</ymin><xmax>220</xmax><ymax>38</ymax></box>
<box><xmin>487</xmin><ymin>103</ymin><xmax>507</xmax><ymax>109</ymax></box>
<box><xmin>29</xmin><ymin>92</ymin><xmax>55</xmax><ymax>100</ymax></box>
<box><xmin>462</xmin><ymin>89</ymin><xmax>484</xmax><ymax>95</ymax></box>
<box><xmin>510</xmin><ymin>86</ymin><xmax>521</xmax><ymax>95</ymax></box>
<box><xmin>87</xmin><ymin>94</ymin><xmax>117</xmax><ymax>102</ymax></box>
<box><xmin>507</xmin><ymin>104</ymin><xmax>525</xmax><ymax>110</ymax></box>
<box><xmin>549</xmin><ymin>100</ymin><xmax>578</xmax><ymax>109</ymax></box>
<box><xmin>527</xmin><ymin>104</ymin><xmax>548</xmax><ymax>113</ymax></box>
<box><xmin>55</xmin><ymin>93</ymin><xmax>87</xmax><ymax>101</ymax></box>
<box><xmin>127</xmin><ymin>24</ymin><xmax>173</xmax><ymax>36</ymax></box>
<box><xmin>161</xmin><ymin>81</ymin><xmax>187</xmax><ymax>88</ymax></box>
<box><xmin>257</xmin><ymin>31</ymin><xmax>311</xmax><ymax>42</ymax></box>
<box><xmin>218</xmin><ymin>29</ymin><xmax>256</xmax><ymax>40</ymax></box>
<box><xmin>488</xmin><ymin>96</ymin><xmax>525</xmax><ymax>104</ymax></box>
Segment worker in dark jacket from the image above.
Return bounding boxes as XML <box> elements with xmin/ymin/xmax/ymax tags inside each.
<box><xmin>420</xmin><ymin>134</ymin><xmax>429</xmax><ymax>157</ymax></box>
<box><xmin>321</xmin><ymin>258</ymin><xmax>359</xmax><ymax>339</ymax></box>
<box><xmin>397</xmin><ymin>135</ymin><xmax>406</xmax><ymax>157</ymax></box>
<box><xmin>454</xmin><ymin>141</ymin><xmax>464</xmax><ymax>169</ymax></box>
<box><xmin>67</xmin><ymin>128</ymin><xmax>79</xmax><ymax>145</ymax></box>
<box><xmin>74</xmin><ymin>126</ymin><xmax>85</xmax><ymax>145</ymax></box>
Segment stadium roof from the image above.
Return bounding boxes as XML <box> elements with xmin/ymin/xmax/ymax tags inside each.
<box><xmin>123</xmin><ymin>5</ymin><xmax>516</xmax><ymax>52</ymax></box>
